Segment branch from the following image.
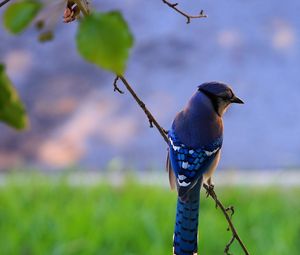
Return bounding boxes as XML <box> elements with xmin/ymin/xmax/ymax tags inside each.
<box><xmin>115</xmin><ymin>76</ymin><xmax>169</xmax><ymax>144</ymax></box>
<box><xmin>72</xmin><ymin>0</ymin><xmax>89</xmax><ymax>16</ymax></box>
<box><xmin>162</xmin><ymin>0</ymin><xmax>207</xmax><ymax>24</ymax></box>
<box><xmin>0</xmin><ymin>0</ymin><xmax>11</xmax><ymax>8</ymax></box>
<box><xmin>113</xmin><ymin>76</ymin><xmax>124</xmax><ymax>94</ymax></box>
<box><xmin>203</xmin><ymin>183</ymin><xmax>250</xmax><ymax>255</ymax></box>
<box><xmin>114</xmin><ymin>75</ymin><xmax>250</xmax><ymax>255</ymax></box>
<box><xmin>225</xmin><ymin>235</ymin><xmax>236</xmax><ymax>255</ymax></box>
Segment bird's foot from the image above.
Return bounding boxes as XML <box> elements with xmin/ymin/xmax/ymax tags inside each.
<box><xmin>205</xmin><ymin>184</ymin><xmax>214</xmax><ymax>195</ymax></box>
<box><xmin>205</xmin><ymin>183</ymin><xmax>215</xmax><ymax>196</ymax></box>
<box><xmin>204</xmin><ymin>177</ymin><xmax>215</xmax><ymax>197</ymax></box>
<box><xmin>204</xmin><ymin>182</ymin><xmax>218</xmax><ymax>208</ymax></box>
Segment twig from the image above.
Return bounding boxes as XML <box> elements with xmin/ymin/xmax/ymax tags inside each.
<box><xmin>116</xmin><ymin>75</ymin><xmax>169</xmax><ymax>143</ymax></box>
<box><xmin>203</xmin><ymin>183</ymin><xmax>250</xmax><ymax>255</ymax></box>
<box><xmin>226</xmin><ymin>206</ymin><xmax>235</xmax><ymax>230</ymax></box>
<box><xmin>114</xmin><ymin>75</ymin><xmax>250</xmax><ymax>255</ymax></box>
<box><xmin>0</xmin><ymin>0</ymin><xmax>11</xmax><ymax>8</ymax></box>
<box><xmin>113</xmin><ymin>76</ymin><xmax>124</xmax><ymax>94</ymax></box>
<box><xmin>225</xmin><ymin>235</ymin><xmax>236</xmax><ymax>255</ymax></box>
<box><xmin>162</xmin><ymin>0</ymin><xmax>207</xmax><ymax>24</ymax></box>
<box><xmin>72</xmin><ymin>0</ymin><xmax>90</xmax><ymax>16</ymax></box>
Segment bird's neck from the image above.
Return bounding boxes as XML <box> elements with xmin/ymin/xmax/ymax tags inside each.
<box><xmin>185</xmin><ymin>91</ymin><xmax>223</xmax><ymax>128</ymax></box>
<box><xmin>184</xmin><ymin>103</ymin><xmax>223</xmax><ymax>138</ymax></box>
<box><xmin>173</xmin><ymin>92</ymin><xmax>223</xmax><ymax>148</ymax></box>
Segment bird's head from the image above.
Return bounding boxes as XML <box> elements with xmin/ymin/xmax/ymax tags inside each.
<box><xmin>198</xmin><ymin>82</ymin><xmax>244</xmax><ymax>116</ymax></box>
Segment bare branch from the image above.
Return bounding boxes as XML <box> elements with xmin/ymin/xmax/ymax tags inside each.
<box><xmin>0</xmin><ymin>0</ymin><xmax>11</xmax><ymax>8</ymax></box>
<box><xmin>225</xmin><ymin>235</ymin><xmax>236</xmax><ymax>255</ymax></box>
<box><xmin>203</xmin><ymin>183</ymin><xmax>250</xmax><ymax>255</ymax></box>
<box><xmin>162</xmin><ymin>0</ymin><xmax>207</xmax><ymax>24</ymax></box>
<box><xmin>226</xmin><ymin>205</ymin><xmax>235</xmax><ymax>231</ymax></box>
<box><xmin>115</xmin><ymin>75</ymin><xmax>169</xmax><ymax>144</ymax></box>
<box><xmin>72</xmin><ymin>0</ymin><xmax>89</xmax><ymax>16</ymax></box>
<box><xmin>63</xmin><ymin>0</ymin><xmax>89</xmax><ymax>22</ymax></box>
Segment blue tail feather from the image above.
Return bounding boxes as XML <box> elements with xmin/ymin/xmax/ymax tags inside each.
<box><xmin>173</xmin><ymin>178</ymin><xmax>202</xmax><ymax>255</ymax></box>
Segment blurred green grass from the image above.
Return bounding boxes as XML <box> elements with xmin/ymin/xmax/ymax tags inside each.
<box><xmin>0</xmin><ymin>173</ymin><xmax>299</xmax><ymax>255</ymax></box>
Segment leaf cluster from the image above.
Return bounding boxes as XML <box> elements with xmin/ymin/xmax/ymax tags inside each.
<box><xmin>1</xmin><ymin>0</ymin><xmax>134</xmax><ymax>129</ymax></box>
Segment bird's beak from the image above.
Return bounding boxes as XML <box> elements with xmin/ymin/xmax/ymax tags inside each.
<box><xmin>231</xmin><ymin>95</ymin><xmax>244</xmax><ymax>104</ymax></box>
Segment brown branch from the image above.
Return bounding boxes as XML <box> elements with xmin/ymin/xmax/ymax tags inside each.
<box><xmin>0</xmin><ymin>0</ymin><xmax>11</xmax><ymax>8</ymax></box>
<box><xmin>162</xmin><ymin>0</ymin><xmax>207</xmax><ymax>24</ymax></box>
<box><xmin>115</xmin><ymin>75</ymin><xmax>169</xmax><ymax>144</ymax></box>
<box><xmin>73</xmin><ymin>0</ymin><xmax>89</xmax><ymax>16</ymax></box>
<box><xmin>203</xmin><ymin>183</ymin><xmax>250</xmax><ymax>255</ymax></box>
<box><xmin>225</xmin><ymin>235</ymin><xmax>236</xmax><ymax>255</ymax></box>
<box><xmin>114</xmin><ymin>75</ymin><xmax>250</xmax><ymax>255</ymax></box>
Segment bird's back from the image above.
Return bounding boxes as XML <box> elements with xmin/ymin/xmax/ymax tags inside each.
<box><xmin>172</xmin><ymin>91</ymin><xmax>223</xmax><ymax>148</ymax></box>
<box><xmin>168</xmin><ymin>90</ymin><xmax>224</xmax><ymax>255</ymax></box>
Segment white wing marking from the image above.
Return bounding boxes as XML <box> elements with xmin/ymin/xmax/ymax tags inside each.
<box><xmin>204</xmin><ymin>148</ymin><xmax>219</xmax><ymax>156</ymax></box>
<box><xmin>173</xmin><ymin>145</ymin><xmax>180</xmax><ymax>151</ymax></box>
<box><xmin>169</xmin><ymin>137</ymin><xmax>181</xmax><ymax>151</ymax></box>
<box><xmin>177</xmin><ymin>179</ymin><xmax>191</xmax><ymax>187</ymax></box>
<box><xmin>178</xmin><ymin>175</ymin><xmax>187</xmax><ymax>180</ymax></box>
<box><xmin>182</xmin><ymin>161</ymin><xmax>189</xmax><ymax>169</ymax></box>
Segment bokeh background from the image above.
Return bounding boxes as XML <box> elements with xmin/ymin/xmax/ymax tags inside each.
<box><xmin>1</xmin><ymin>0</ymin><xmax>300</xmax><ymax>171</ymax></box>
<box><xmin>0</xmin><ymin>0</ymin><xmax>300</xmax><ymax>254</ymax></box>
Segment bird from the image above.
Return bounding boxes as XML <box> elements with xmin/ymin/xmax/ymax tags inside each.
<box><xmin>166</xmin><ymin>81</ymin><xmax>244</xmax><ymax>255</ymax></box>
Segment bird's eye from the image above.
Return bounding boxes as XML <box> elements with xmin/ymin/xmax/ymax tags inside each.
<box><xmin>218</xmin><ymin>91</ymin><xmax>231</xmax><ymax>101</ymax></box>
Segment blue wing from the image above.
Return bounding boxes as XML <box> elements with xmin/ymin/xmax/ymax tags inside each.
<box><xmin>168</xmin><ymin>129</ymin><xmax>222</xmax><ymax>199</ymax></box>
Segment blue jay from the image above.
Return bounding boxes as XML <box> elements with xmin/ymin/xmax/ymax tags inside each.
<box><xmin>166</xmin><ymin>82</ymin><xmax>243</xmax><ymax>255</ymax></box>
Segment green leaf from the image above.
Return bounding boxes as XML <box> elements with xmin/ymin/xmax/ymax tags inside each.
<box><xmin>76</xmin><ymin>11</ymin><xmax>134</xmax><ymax>75</ymax></box>
<box><xmin>3</xmin><ymin>0</ymin><xmax>42</xmax><ymax>34</ymax></box>
<box><xmin>0</xmin><ymin>64</ymin><xmax>28</xmax><ymax>130</ymax></box>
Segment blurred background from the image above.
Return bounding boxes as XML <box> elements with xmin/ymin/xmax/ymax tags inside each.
<box><xmin>0</xmin><ymin>0</ymin><xmax>300</xmax><ymax>254</ymax></box>
<box><xmin>1</xmin><ymin>0</ymin><xmax>300</xmax><ymax>171</ymax></box>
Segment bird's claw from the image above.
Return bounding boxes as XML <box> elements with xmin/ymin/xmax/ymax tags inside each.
<box><xmin>204</xmin><ymin>183</ymin><xmax>218</xmax><ymax>208</ymax></box>
<box><xmin>205</xmin><ymin>183</ymin><xmax>214</xmax><ymax>196</ymax></box>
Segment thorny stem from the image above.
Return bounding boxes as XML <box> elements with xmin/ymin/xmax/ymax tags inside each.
<box><xmin>0</xmin><ymin>0</ymin><xmax>11</xmax><ymax>8</ymax></box>
<box><xmin>115</xmin><ymin>75</ymin><xmax>250</xmax><ymax>255</ymax></box>
<box><xmin>162</xmin><ymin>0</ymin><xmax>207</xmax><ymax>24</ymax></box>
